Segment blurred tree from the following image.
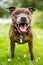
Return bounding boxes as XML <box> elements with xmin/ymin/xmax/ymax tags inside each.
<box><xmin>0</xmin><ymin>0</ymin><xmax>43</xmax><ymax>17</ymax></box>
<box><xmin>0</xmin><ymin>7</ymin><xmax>9</xmax><ymax>17</ymax></box>
<box><xmin>12</xmin><ymin>0</ymin><xmax>43</xmax><ymax>10</ymax></box>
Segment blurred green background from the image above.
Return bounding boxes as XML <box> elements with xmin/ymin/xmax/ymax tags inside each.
<box><xmin>0</xmin><ymin>0</ymin><xmax>43</xmax><ymax>65</ymax></box>
<box><xmin>0</xmin><ymin>0</ymin><xmax>43</xmax><ymax>28</ymax></box>
<box><xmin>0</xmin><ymin>0</ymin><xmax>43</xmax><ymax>17</ymax></box>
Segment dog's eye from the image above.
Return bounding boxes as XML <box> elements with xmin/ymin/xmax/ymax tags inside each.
<box><xmin>25</xmin><ymin>12</ymin><xmax>29</xmax><ymax>15</ymax></box>
<box><xmin>15</xmin><ymin>11</ymin><xmax>21</xmax><ymax>15</ymax></box>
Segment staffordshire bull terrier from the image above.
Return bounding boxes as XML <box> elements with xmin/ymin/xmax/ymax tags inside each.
<box><xmin>7</xmin><ymin>7</ymin><xmax>36</xmax><ymax>62</ymax></box>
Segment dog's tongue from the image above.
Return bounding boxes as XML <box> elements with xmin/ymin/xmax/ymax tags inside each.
<box><xmin>19</xmin><ymin>24</ymin><xmax>27</xmax><ymax>32</ymax></box>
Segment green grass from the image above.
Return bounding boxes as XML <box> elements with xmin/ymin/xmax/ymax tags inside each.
<box><xmin>0</xmin><ymin>11</ymin><xmax>43</xmax><ymax>65</ymax></box>
<box><xmin>0</xmin><ymin>24</ymin><xmax>43</xmax><ymax>65</ymax></box>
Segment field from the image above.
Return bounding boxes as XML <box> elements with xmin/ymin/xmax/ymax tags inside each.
<box><xmin>0</xmin><ymin>11</ymin><xmax>43</xmax><ymax>65</ymax></box>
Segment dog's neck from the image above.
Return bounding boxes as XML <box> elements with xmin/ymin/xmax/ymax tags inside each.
<box><xmin>19</xmin><ymin>34</ymin><xmax>23</xmax><ymax>43</ymax></box>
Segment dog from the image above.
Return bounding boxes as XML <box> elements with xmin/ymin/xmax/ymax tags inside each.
<box><xmin>7</xmin><ymin>7</ymin><xmax>36</xmax><ymax>62</ymax></box>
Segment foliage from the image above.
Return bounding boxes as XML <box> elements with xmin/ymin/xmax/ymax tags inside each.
<box><xmin>0</xmin><ymin>7</ymin><xmax>10</xmax><ymax>17</ymax></box>
<box><xmin>13</xmin><ymin>0</ymin><xmax>43</xmax><ymax>10</ymax></box>
<box><xmin>32</xmin><ymin>10</ymin><xmax>43</xmax><ymax>28</ymax></box>
<box><xmin>0</xmin><ymin>0</ymin><xmax>43</xmax><ymax>17</ymax></box>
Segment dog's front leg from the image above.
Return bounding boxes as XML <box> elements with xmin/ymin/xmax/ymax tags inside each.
<box><xmin>28</xmin><ymin>40</ymin><xmax>36</xmax><ymax>62</ymax></box>
<box><xmin>10</xmin><ymin>40</ymin><xmax>15</xmax><ymax>58</ymax></box>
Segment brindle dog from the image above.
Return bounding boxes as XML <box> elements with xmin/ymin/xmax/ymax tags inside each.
<box><xmin>8</xmin><ymin>7</ymin><xmax>36</xmax><ymax>62</ymax></box>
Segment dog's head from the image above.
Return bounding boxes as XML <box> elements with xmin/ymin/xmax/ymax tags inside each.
<box><xmin>8</xmin><ymin>7</ymin><xmax>35</xmax><ymax>33</ymax></box>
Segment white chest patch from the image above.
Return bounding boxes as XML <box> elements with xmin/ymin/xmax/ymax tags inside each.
<box><xmin>20</xmin><ymin>35</ymin><xmax>23</xmax><ymax>43</ymax></box>
<box><xmin>20</xmin><ymin>38</ymin><xmax>23</xmax><ymax>43</ymax></box>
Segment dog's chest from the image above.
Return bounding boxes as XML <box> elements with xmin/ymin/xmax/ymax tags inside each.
<box><xmin>14</xmin><ymin>32</ymin><xmax>29</xmax><ymax>43</ymax></box>
<box><xmin>16</xmin><ymin>34</ymin><xmax>29</xmax><ymax>43</ymax></box>
<box><xmin>19</xmin><ymin>35</ymin><xmax>23</xmax><ymax>43</ymax></box>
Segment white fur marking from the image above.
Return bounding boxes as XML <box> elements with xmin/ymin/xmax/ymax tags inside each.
<box><xmin>20</xmin><ymin>38</ymin><xmax>23</xmax><ymax>43</ymax></box>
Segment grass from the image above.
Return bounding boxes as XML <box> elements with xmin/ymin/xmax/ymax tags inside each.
<box><xmin>0</xmin><ymin>11</ymin><xmax>43</xmax><ymax>65</ymax></box>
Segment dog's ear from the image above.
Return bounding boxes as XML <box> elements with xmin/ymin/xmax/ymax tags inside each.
<box><xmin>7</xmin><ymin>7</ymin><xmax>16</xmax><ymax>13</ymax></box>
<box><xmin>28</xmin><ymin>7</ymin><xmax>35</xmax><ymax>13</ymax></box>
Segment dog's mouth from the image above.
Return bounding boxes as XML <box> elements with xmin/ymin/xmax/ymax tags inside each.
<box><xmin>15</xmin><ymin>23</ymin><xmax>29</xmax><ymax>32</ymax></box>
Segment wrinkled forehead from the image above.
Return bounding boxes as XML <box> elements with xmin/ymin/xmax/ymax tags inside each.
<box><xmin>12</xmin><ymin>8</ymin><xmax>31</xmax><ymax>14</ymax></box>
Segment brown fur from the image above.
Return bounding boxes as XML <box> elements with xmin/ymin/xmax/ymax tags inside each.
<box><xmin>8</xmin><ymin>7</ymin><xmax>36</xmax><ymax>62</ymax></box>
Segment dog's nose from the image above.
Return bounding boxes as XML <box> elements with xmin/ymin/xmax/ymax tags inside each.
<box><xmin>21</xmin><ymin>17</ymin><xmax>26</xmax><ymax>21</ymax></box>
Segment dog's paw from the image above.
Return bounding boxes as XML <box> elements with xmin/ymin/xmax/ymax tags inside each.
<box><xmin>32</xmin><ymin>58</ymin><xmax>38</xmax><ymax>63</ymax></box>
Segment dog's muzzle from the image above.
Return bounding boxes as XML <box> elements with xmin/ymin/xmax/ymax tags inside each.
<box><xmin>20</xmin><ymin>17</ymin><xmax>27</xmax><ymax>22</ymax></box>
<box><xmin>15</xmin><ymin>16</ymin><xmax>31</xmax><ymax>33</ymax></box>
